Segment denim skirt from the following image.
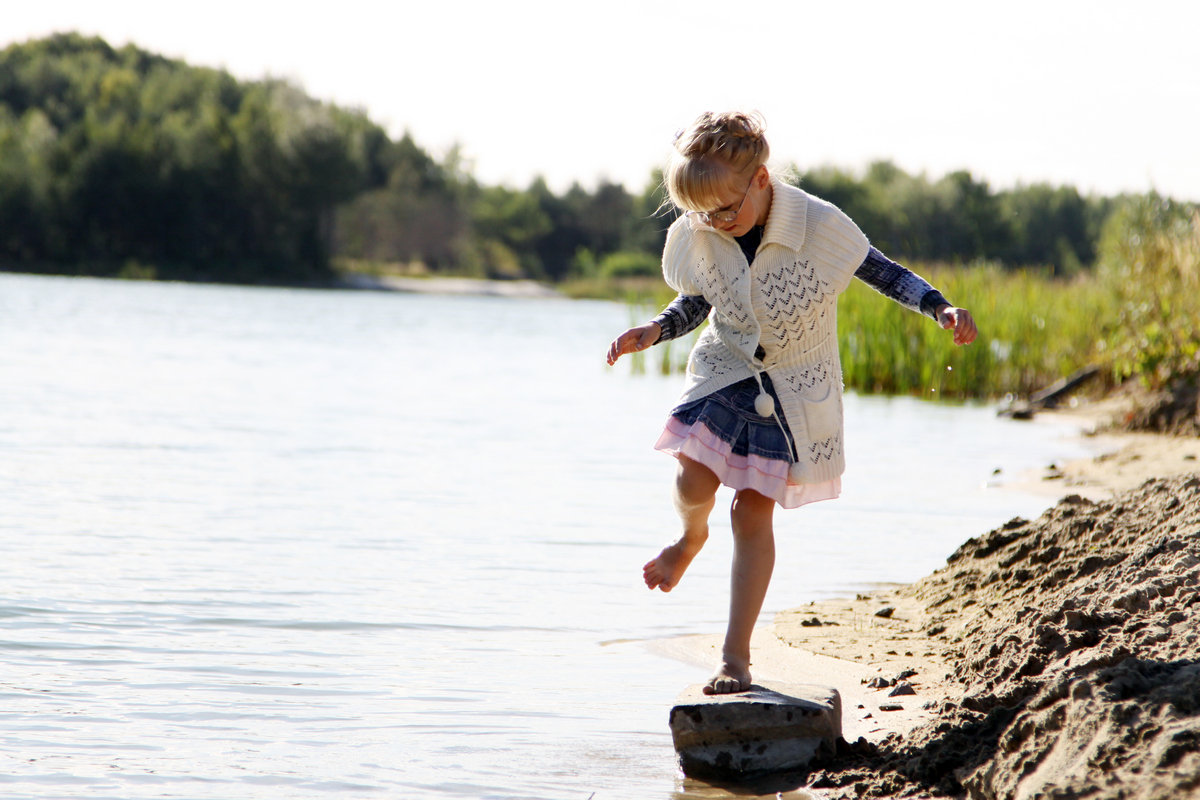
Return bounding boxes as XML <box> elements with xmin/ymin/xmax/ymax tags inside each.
<box><xmin>653</xmin><ymin>374</ymin><xmax>840</xmax><ymax>509</ymax></box>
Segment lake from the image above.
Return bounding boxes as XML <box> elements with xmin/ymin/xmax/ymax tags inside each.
<box><xmin>0</xmin><ymin>273</ymin><xmax>1091</xmax><ymax>799</ymax></box>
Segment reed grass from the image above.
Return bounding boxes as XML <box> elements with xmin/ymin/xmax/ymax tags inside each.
<box><xmin>615</xmin><ymin>263</ymin><xmax>1117</xmax><ymax>400</ymax></box>
<box><xmin>838</xmin><ymin>262</ymin><xmax>1114</xmax><ymax>399</ymax></box>
<box><xmin>602</xmin><ymin>195</ymin><xmax>1200</xmax><ymax>402</ymax></box>
<box><xmin>1095</xmin><ymin>199</ymin><xmax>1200</xmax><ymax>390</ymax></box>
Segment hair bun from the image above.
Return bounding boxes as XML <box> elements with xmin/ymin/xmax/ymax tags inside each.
<box><xmin>663</xmin><ymin>110</ymin><xmax>771</xmax><ymax>214</ymax></box>
<box><xmin>672</xmin><ymin>111</ymin><xmax>767</xmax><ymax>157</ymax></box>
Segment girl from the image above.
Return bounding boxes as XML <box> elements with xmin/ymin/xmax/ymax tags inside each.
<box><xmin>606</xmin><ymin>111</ymin><xmax>977</xmax><ymax>695</ymax></box>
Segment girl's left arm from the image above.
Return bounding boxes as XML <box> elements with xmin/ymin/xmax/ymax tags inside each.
<box><xmin>855</xmin><ymin>246</ymin><xmax>977</xmax><ymax>345</ymax></box>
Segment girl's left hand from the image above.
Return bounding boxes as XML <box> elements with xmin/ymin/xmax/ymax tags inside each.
<box><xmin>936</xmin><ymin>306</ymin><xmax>978</xmax><ymax>346</ymax></box>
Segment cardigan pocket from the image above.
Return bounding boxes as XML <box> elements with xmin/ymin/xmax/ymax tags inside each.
<box><xmin>803</xmin><ymin>389</ymin><xmax>843</xmax><ymax>444</ymax></box>
<box><xmin>776</xmin><ymin>371</ymin><xmax>843</xmax><ymax>466</ymax></box>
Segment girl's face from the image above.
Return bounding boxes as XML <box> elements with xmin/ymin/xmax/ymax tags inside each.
<box><xmin>699</xmin><ymin>165</ymin><xmax>770</xmax><ymax>237</ymax></box>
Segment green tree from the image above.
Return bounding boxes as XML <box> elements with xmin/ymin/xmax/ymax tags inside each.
<box><xmin>1001</xmin><ymin>184</ymin><xmax>1097</xmax><ymax>274</ymax></box>
<box><xmin>526</xmin><ymin>177</ymin><xmax>585</xmax><ymax>280</ymax></box>
<box><xmin>0</xmin><ymin>33</ymin><xmax>384</xmax><ymax>283</ymax></box>
<box><xmin>334</xmin><ymin>132</ymin><xmax>470</xmax><ymax>272</ymax></box>
<box><xmin>468</xmin><ymin>183</ymin><xmax>551</xmax><ymax>277</ymax></box>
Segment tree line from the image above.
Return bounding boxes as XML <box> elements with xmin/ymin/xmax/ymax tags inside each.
<box><xmin>0</xmin><ymin>34</ymin><xmax>1183</xmax><ymax>286</ymax></box>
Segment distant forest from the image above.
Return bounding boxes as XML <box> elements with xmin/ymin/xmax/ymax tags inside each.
<box><xmin>0</xmin><ymin>34</ymin><xmax>1183</xmax><ymax>285</ymax></box>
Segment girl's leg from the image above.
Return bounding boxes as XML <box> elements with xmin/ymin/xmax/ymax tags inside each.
<box><xmin>643</xmin><ymin>455</ymin><xmax>720</xmax><ymax>592</ymax></box>
<box><xmin>706</xmin><ymin>488</ymin><xmax>776</xmax><ymax>695</ymax></box>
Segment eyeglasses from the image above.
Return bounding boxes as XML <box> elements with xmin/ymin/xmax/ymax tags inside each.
<box><xmin>693</xmin><ymin>170</ymin><xmax>757</xmax><ymax>226</ymax></box>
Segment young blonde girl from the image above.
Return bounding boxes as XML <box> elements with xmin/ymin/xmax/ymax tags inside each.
<box><xmin>606</xmin><ymin>111</ymin><xmax>977</xmax><ymax>695</ymax></box>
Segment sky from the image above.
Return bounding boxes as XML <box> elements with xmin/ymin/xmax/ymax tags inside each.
<box><xmin>6</xmin><ymin>0</ymin><xmax>1200</xmax><ymax>201</ymax></box>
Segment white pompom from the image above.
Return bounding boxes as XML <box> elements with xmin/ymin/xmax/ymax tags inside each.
<box><xmin>754</xmin><ymin>392</ymin><xmax>775</xmax><ymax>417</ymax></box>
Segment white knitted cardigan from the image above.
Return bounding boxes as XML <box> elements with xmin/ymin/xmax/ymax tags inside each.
<box><xmin>662</xmin><ymin>179</ymin><xmax>870</xmax><ymax>484</ymax></box>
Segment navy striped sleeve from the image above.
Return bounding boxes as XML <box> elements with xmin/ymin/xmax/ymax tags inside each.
<box><xmin>652</xmin><ymin>294</ymin><xmax>711</xmax><ymax>342</ymax></box>
<box><xmin>854</xmin><ymin>246</ymin><xmax>949</xmax><ymax>320</ymax></box>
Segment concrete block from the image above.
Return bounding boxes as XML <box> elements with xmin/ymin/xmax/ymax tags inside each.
<box><xmin>669</xmin><ymin>682</ymin><xmax>841</xmax><ymax>780</ymax></box>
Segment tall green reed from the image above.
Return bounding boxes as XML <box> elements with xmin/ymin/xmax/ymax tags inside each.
<box><xmin>839</xmin><ymin>263</ymin><xmax>1114</xmax><ymax>399</ymax></box>
<box><xmin>626</xmin><ymin>263</ymin><xmax>1116</xmax><ymax>400</ymax></box>
<box><xmin>1095</xmin><ymin>196</ymin><xmax>1200</xmax><ymax>389</ymax></box>
<box><xmin>614</xmin><ymin>196</ymin><xmax>1200</xmax><ymax>402</ymax></box>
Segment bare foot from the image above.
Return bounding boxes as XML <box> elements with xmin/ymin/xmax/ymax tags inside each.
<box><xmin>703</xmin><ymin>657</ymin><xmax>752</xmax><ymax>695</ymax></box>
<box><xmin>643</xmin><ymin>534</ymin><xmax>705</xmax><ymax>592</ymax></box>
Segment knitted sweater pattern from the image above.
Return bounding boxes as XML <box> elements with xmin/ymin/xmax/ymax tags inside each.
<box><xmin>661</xmin><ymin>180</ymin><xmax>870</xmax><ymax>484</ymax></box>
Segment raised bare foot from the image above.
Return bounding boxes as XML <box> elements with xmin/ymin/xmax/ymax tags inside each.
<box><xmin>643</xmin><ymin>535</ymin><xmax>705</xmax><ymax>592</ymax></box>
<box><xmin>703</xmin><ymin>657</ymin><xmax>752</xmax><ymax>695</ymax></box>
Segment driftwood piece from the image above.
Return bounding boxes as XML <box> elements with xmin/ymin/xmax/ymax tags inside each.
<box><xmin>999</xmin><ymin>365</ymin><xmax>1100</xmax><ymax>419</ymax></box>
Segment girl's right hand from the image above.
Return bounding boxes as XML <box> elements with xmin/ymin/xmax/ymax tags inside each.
<box><xmin>606</xmin><ymin>323</ymin><xmax>662</xmax><ymax>365</ymax></box>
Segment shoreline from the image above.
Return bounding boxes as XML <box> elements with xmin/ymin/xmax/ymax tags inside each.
<box><xmin>335</xmin><ymin>272</ymin><xmax>564</xmax><ymax>299</ymax></box>
<box><xmin>647</xmin><ymin>588</ymin><xmax>950</xmax><ymax>745</ymax></box>
<box><xmin>1000</xmin><ymin>402</ymin><xmax>1200</xmax><ymax>501</ymax></box>
<box><xmin>648</xmin><ymin>399</ymin><xmax>1200</xmax><ymax>796</ymax></box>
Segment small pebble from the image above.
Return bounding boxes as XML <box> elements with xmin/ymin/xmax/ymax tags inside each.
<box><xmin>889</xmin><ymin>682</ymin><xmax>917</xmax><ymax>697</ymax></box>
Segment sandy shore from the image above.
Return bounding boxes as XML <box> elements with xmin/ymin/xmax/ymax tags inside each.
<box><xmin>650</xmin><ymin>588</ymin><xmax>956</xmax><ymax>746</ymax></box>
<box><xmin>652</xmin><ymin>400</ymin><xmax>1200</xmax><ymax>798</ymax></box>
<box><xmin>999</xmin><ymin>399</ymin><xmax>1200</xmax><ymax>502</ymax></box>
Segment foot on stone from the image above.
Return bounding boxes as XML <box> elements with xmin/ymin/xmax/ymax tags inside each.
<box><xmin>703</xmin><ymin>659</ymin><xmax>752</xmax><ymax>695</ymax></box>
<box><xmin>643</xmin><ymin>536</ymin><xmax>705</xmax><ymax>592</ymax></box>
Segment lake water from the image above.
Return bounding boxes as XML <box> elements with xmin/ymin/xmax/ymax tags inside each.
<box><xmin>0</xmin><ymin>273</ymin><xmax>1092</xmax><ymax>799</ymax></box>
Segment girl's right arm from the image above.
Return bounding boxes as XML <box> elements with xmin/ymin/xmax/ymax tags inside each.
<box><xmin>606</xmin><ymin>323</ymin><xmax>660</xmax><ymax>365</ymax></box>
<box><xmin>608</xmin><ymin>219</ymin><xmax>712</xmax><ymax>366</ymax></box>
<box><xmin>605</xmin><ymin>294</ymin><xmax>710</xmax><ymax>366</ymax></box>
<box><xmin>652</xmin><ymin>294</ymin><xmax>711</xmax><ymax>341</ymax></box>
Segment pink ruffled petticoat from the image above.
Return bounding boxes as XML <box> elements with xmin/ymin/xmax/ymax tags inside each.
<box><xmin>654</xmin><ymin>416</ymin><xmax>840</xmax><ymax>509</ymax></box>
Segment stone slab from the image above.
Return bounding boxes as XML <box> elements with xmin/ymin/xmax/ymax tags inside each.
<box><xmin>669</xmin><ymin>681</ymin><xmax>842</xmax><ymax>780</ymax></box>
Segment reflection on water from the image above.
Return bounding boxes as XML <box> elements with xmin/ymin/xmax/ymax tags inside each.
<box><xmin>0</xmin><ymin>274</ymin><xmax>1089</xmax><ymax>798</ymax></box>
<box><xmin>673</xmin><ymin>775</ymin><xmax>830</xmax><ymax>799</ymax></box>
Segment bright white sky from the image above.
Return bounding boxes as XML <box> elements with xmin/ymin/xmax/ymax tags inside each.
<box><xmin>6</xmin><ymin>0</ymin><xmax>1200</xmax><ymax>201</ymax></box>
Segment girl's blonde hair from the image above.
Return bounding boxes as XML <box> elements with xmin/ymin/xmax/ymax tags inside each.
<box><xmin>664</xmin><ymin>111</ymin><xmax>770</xmax><ymax>213</ymax></box>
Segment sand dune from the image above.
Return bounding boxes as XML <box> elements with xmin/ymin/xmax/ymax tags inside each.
<box><xmin>778</xmin><ymin>408</ymin><xmax>1200</xmax><ymax>798</ymax></box>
